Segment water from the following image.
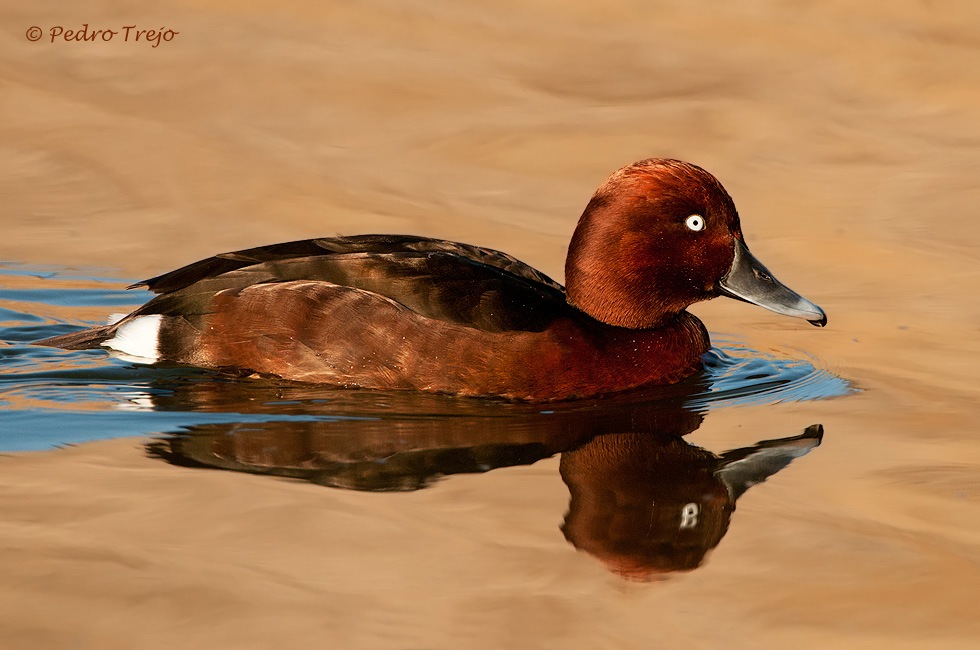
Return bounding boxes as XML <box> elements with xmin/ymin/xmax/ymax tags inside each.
<box><xmin>5</xmin><ymin>4</ymin><xmax>975</xmax><ymax>642</ymax></box>
<box><xmin>0</xmin><ymin>263</ymin><xmax>859</xmax><ymax>580</ymax></box>
<box><xmin>0</xmin><ymin>263</ymin><xmax>854</xmax><ymax>452</ymax></box>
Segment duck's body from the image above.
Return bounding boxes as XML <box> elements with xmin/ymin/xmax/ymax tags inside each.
<box><xmin>37</xmin><ymin>159</ymin><xmax>825</xmax><ymax>401</ymax></box>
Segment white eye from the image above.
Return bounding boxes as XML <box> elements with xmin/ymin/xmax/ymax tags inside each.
<box><xmin>685</xmin><ymin>214</ymin><xmax>705</xmax><ymax>231</ymax></box>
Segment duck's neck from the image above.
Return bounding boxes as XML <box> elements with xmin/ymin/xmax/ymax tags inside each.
<box><xmin>564</xmin><ymin>206</ymin><xmax>685</xmax><ymax>330</ymax></box>
<box><xmin>565</xmin><ymin>272</ymin><xmax>681</xmax><ymax>329</ymax></box>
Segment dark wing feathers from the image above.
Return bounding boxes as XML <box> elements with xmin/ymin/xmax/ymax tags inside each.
<box><xmin>135</xmin><ymin>235</ymin><xmax>563</xmax><ymax>294</ymax></box>
<box><xmin>132</xmin><ymin>236</ymin><xmax>571</xmax><ymax>333</ymax></box>
<box><xmin>130</xmin><ymin>239</ymin><xmax>333</xmax><ymax>293</ymax></box>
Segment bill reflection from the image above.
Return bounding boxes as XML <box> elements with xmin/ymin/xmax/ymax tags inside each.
<box><xmin>143</xmin><ymin>379</ymin><xmax>822</xmax><ymax>579</ymax></box>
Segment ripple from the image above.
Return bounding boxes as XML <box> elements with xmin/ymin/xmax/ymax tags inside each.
<box><xmin>697</xmin><ymin>340</ymin><xmax>855</xmax><ymax>408</ymax></box>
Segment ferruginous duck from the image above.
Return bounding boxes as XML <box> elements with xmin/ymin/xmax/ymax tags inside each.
<box><xmin>37</xmin><ymin>158</ymin><xmax>825</xmax><ymax>401</ymax></box>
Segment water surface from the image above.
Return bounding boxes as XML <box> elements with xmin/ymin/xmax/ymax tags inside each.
<box><xmin>3</xmin><ymin>3</ymin><xmax>978</xmax><ymax>644</ymax></box>
<box><xmin>0</xmin><ymin>264</ymin><xmax>857</xmax><ymax>581</ymax></box>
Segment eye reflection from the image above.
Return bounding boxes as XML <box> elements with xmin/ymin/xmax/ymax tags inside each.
<box><xmin>145</xmin><ymin>378</ymin><xmax>823</xmax><ymax>580</ymax></box>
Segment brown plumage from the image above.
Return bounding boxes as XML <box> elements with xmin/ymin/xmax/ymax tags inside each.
<box><xmin>36</xmin><ymin>159</ymin><xmax>825</xmax><ymax>401</ymax></box>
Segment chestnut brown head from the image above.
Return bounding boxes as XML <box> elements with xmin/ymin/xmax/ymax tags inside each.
<box><xmin>565</xmin><ymin>159</ymin><xmax>825</xmax><ymax>329</ymax></box>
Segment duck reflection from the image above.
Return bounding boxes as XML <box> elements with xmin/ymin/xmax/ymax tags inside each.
<box><xmin>559</xmin><ymin>427</ymin><xmax>821</xmax><ymax>578</ymax></box>
<box><xmin>143</xmin><ymin>377</ymin><xmax>822</xmax><ymax>578</ymax></box>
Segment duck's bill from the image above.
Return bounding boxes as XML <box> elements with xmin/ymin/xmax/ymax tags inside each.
<box><xmin>717</xmin><ymin>240</ymin><xmax>827</xmax><ymax>327</ymax></box>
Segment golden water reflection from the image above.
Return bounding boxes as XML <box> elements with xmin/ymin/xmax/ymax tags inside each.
<box><xmin>145</xmin><ymin>379</ymin><xmax>822</xmax><ymax>579</ymax></box>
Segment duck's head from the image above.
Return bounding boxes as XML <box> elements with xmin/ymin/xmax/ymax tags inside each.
<box><xmin>565</xmin><ymin>158</ymin><xmax>826</xmax><ymax>329</ymax></box>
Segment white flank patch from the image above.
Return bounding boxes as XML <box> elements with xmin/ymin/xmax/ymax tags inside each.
<box><xmin>105</xmin><ymin>313</ymin><xmax>127</xmax><ymax>326</ymax></box>
<box><xmin>103</xmin><ymin>314</ymin><xmax>163</xmax><ymax>363</ymax></box>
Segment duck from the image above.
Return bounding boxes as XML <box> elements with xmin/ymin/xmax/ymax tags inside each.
<box><xmin>37</xmin><ymin>158</ymin><xmax>826</xmax><ymax>401</ymax></box>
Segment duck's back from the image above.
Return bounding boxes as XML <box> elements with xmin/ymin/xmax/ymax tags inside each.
<box><xmin>131</xmin><ymin>235</ymin><xmax>570</xmax><ymax>333</ymax></box>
